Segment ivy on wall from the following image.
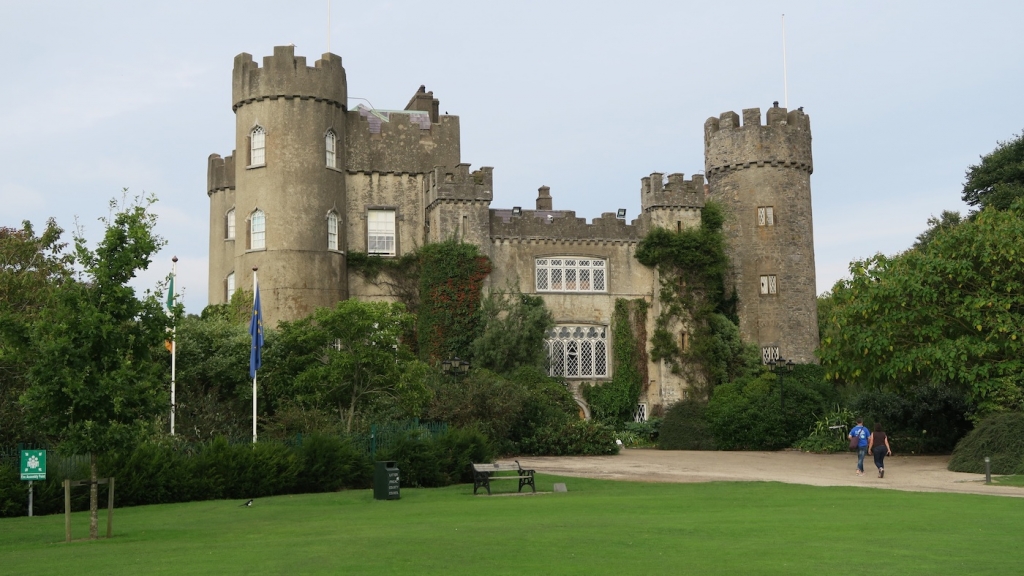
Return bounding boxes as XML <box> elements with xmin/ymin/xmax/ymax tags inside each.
<box><xmin>416</xmin><ymin>239</ymin><xmax>492</xmax><ymax>362</ymax></box>
<box><xmin>635</xmin><ymin>202</ymin><xmax>758</xmax><ymax>398</ymax></box>
<box><xmin>347</xmin><ymin>251</ymin><xmax>421</xmax><ymax>313</ymax></box>
<box><xmin>583</xmin><ymin>298</ymin><xmax>649</xmax><ymax>423</ymax></box>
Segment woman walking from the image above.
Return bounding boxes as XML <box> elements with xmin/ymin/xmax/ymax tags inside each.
<box><xmin>868</xmin><ymin>422</ymin><xmax>892</xmax><ymax>478</ymax></box>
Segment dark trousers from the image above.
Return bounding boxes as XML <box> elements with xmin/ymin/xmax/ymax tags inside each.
<box><xmin>872</xmin><ymin>446</ymin><xmax>887</xmax><ymax>470</ymax></box>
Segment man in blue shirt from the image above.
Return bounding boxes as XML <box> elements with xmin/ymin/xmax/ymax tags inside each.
<box><xmin>849</xmin><ymin>418</ymin><xmax>870</xmax><ymax>476</ymax></box>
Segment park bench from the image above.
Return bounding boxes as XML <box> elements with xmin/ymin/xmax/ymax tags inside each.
<box><xmin>472</xmin><ymin>461</ymin><xmax>536</xmax><ymax>495</ymax></box>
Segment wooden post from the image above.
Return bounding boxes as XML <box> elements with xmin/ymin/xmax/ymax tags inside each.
<box><xmin>64</xmin><ymin>479</ymin><xmax>71</xmax><ymax>543</ymax></box>
<box><xmin>106</xmin><ymin>477</ymin><xmax>114</xmax><ymax>539</ymax></box>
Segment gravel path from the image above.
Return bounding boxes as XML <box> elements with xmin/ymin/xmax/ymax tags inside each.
<box><xmin>517</xmin><ymin>449</ymin><xmax>1023</xmax><ymax>498</ymax></box>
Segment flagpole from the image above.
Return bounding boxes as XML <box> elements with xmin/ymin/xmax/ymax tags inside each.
<box><xmin>252</xmin><ymin>267</ymin><xmax>258</xmax><ymax>444</ymax></box>
<box><xmin>782</xmin><ymin>13</ymin><xmax>789</xmax><ymax>109</ymax></box>
<box><xmin>170</xmin><ymin>256</ymin><xmax>178</xmax><ymax>435</ymax></box>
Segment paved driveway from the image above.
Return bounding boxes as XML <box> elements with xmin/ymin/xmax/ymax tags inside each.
<box><xmin>517</xmin><ymin>449</ymin><xmax>1023</xmax><ymax>498</ymax></box>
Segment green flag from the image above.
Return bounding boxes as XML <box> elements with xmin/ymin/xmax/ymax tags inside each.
<box><xmin>166</xmin><ymin>272</ymin><xmax>175</xmax><ymax>310</ymax></box>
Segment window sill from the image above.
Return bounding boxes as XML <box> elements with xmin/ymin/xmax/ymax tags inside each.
<box><xmin>245</xmin><ymin>248</ymin><xmax>267</xmax><ymax>254</ymax></box>
<box><xmin>328</xmin><ymin>249</ymin><xmax>345</xmax><ymax>255</ymax></box>
<box><xmin>368</xmin><ymin>253</ymin><xmax>397</xmax><ymax>258</ymax></box>
<box><xmin>536</xmin><ymin>290</ymin><xmax>608</xmax><ymax>294</ymax></box>
<box><xmin>246</xmin><ymin>164</ymin><xmax>266</xmax><ymax>170</ymax></box>
<box><xmin>225</xmin><ymin>237</ymin><xmax>235</xmax><ymax>242</ymax></box>
<box><xmin>326</xmin><ymin>165</ymin><xmax>344</xmax><ymax>173</ymax></box>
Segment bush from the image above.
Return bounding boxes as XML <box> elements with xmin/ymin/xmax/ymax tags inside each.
<box><xmin>659</xmin><ymin>400</ymin><xmax>715</xmax><ymax>450</ymax></box>
<box><xmin>0</xmin><ymin>462</ymin><xmax>24</xmax><ymax>517</ymax></box>
<box><xmin>296</xmin><ymin>434</ymin><xmax>372</xmax><ymax>493</ymax></box>
<box><xmin>617</xmin><ymin>419</ymin><xmax>661</xmax><ymax>447</ymax></box>
<box><xmin>793</xmin><ymin>405</ymin><xmax>855</xmax><ymax>453</ymax></box>
<box><xmin>518</xmin><ymin>420</ymin><xmax>620</xmax><ymax>456</ymax></box>
<box><xmin>948</xmin><ymin>412</ymin><xmax>1024</xmax><ymax>474</ymax></box>
<box><xmin>851</xmin><ymin>383</ymin><xmax>971</xmax><ymax>453</ymax></box>
<box><xmin>706</xmin><ymin>372</ymin><xmax>826</xmax><ymax>451</ymax></box>
<box><xmin>375</xmin><ymin>427</ymin><xmax>495</xmax><ymax>487</ymax></box>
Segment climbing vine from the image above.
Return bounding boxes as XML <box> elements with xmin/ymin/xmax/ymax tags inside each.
<box><xmin>416</xmin><ymin>239</ymin><xmax>492</xmax><ymax>363</ymax></box>
<box><xmin>583</xmin><ymin>298</ymin><xmax>648</xmax><ymax>423</ymax></box>
<box><xmin>347</xmin><ymin>251</ymin><xmax>421</xmax><ymax>313</ymax></box>
<box><xmin>635</xmin><ymin>202</ymin><xmax>757</xmax><ymax>397</ymax></box>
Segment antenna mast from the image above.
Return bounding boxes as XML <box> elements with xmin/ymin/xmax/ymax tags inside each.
<box><xmin>782</xmin><ymin>14</ymin><xmax>789</xmax><ymax>109</ymax></box>
<box><xmin>327</xmin><ymin>0</ymin><xmax>331</xmax><ymax>53</ymax></box>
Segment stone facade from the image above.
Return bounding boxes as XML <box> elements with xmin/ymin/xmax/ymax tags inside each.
<box><xmin>207</xmin><ymin>47</ymin><xmax>819</xmax><ymax>417</ymax></box>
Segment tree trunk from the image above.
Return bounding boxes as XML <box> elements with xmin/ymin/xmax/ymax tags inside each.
<box><xmin>89</xmin><ymin>453</ymin><xmax>98</xmax><ymax>540</ymax></box>
<box><xmin>346</xmin><ymin>393</ymin><xmax>357</xmax><ymax>433</ymax></box>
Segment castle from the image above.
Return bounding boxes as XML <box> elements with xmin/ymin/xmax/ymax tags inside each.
<box><xmin>207</xmin><ymin>46</ymin><xmax>819</xmax><ymax>418</ymax></box>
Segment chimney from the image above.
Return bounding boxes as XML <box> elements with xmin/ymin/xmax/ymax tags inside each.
<box><xmin>536</xmin><ymin>186</ymin><xmax>552</xmax><ymax>210</ymax></box>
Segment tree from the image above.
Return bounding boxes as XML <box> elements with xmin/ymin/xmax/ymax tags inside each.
<box><xmin>21</xmin><ymin>194</ymin><xmax>170</xmax><ymax>540</ymax></box>
<box><xmin>273</xmin><ymin>300</ymin><xmax>427</xmax><ymax>432</ymax></box>
<box><xmin>962</xmin><ymin>131</ymin><xmax>1024</xmax><ymax>211</ymax></box>
<box><xmin>0</xmin><ymin>219</ymin><xmax>73</xmax><ymax>445</ymax></box>
<box><xmin>471</xmin><ymin>282</ymin><xmax>554</xmax><ymax>375</ymax></box>
<box><xmin>819</xmin><ymin>202</ymin><xmax>1024</xmax><ymax>416</ymax></box>
<box><xmin>912</xmin><ymin>210</ymin><xmax>963</xmax><ymax>250</ymax></box>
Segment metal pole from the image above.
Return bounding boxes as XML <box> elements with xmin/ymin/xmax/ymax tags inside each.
<box><xmin>985</xmin><ymin>457</ymin><xmax>991</xmax><ymax>484</ymax></box>
<box><xmin>28</xmin><ymin>481</ymin><xmax>33</xmax><ymax>517</ymax></box>
<box><xmin>170</xmin><ymin>257</ymin><xmax>177</xmax><ymax>435</ymax></box>
<box><xmin>252</xmin><ymin>270</ymin><xmax>258</xmax><ymax>444</ymax></box>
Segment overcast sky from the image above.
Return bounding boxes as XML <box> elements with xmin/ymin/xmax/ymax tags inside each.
<box><xmin>2</xmin><ymin>1</ymin><xmax>1022</xmax><ymax>314</ymax></box>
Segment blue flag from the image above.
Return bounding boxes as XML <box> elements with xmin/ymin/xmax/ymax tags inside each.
<box><xmin>249</xmin><ymin>284</ymin><xmax>264</xmax><ymax>378</ymax></box>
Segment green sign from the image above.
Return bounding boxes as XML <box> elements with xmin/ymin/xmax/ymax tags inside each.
<box><xmin>20</xmin><ymin>450</ymin><xmax>46</xmax><ymax>481</ymax></box>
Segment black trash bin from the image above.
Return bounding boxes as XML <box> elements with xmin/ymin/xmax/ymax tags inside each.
<box><xmin>373</xmin><ymin>461</ymin><xmax>400</xmax><ymax>500</ymax></box>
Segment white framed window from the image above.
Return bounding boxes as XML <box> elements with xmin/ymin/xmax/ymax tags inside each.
<box><xmin>757</xmin><ymin>206</ymin><xmax>775</xmax><ymax>227</ymax></box>
<box><xmin>226</xmin><ymin>272</ymin><xmax>236</xmax><ymax>301</ymax></box>
<box><xmin>250</xmin><ymin>126</ymin><xmax>266</xmax><ymax>166</ymax></box>
<box><xmin>327</xmin><ymin>212</ymin><xmax>339</xmax><ymax>251</ymax></box>
<box><xmin>634</xmin><ymin>403</ymin><xmax>648</xmax><ymax>423</ymax></box>
<box><xmin>325</xmin><ymin>130</ymin><xmax>337</xmax><ymax>169</ymax></box>
<box><xmin>759</xmin><ymin>274</ymin><xmax>777</xmax><ymax>295</ymax></box>
<box><xmin>762</xmin><ymin>345</ymin><xmax>780</xmax><ymax>365</ymax></box>
<box><xmin>226</xmin><ymin>209</ymin><xmax>235</xmax><ymax>240</ymax></box>
<box><xmin>535</xmin><ymin>258</ymin><xmax>607</xmax><ymax>293</ymax></box>
<box><xmin>367</xmin><ymin>209</ymin><xmax>396</xmax><ymax>256</ymax></box>
<box><xmin>545</xmin><ymin>325</ymin><xmax>608</xmax><ymax>379</ymax></box>
<box><xmin>250</xmin><ymin>209</ymin><xmax>266</xmax><ymax>250</ymax></box>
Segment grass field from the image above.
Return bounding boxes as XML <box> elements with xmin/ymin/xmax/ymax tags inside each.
<box><xmin>1</xmin><ymin>475</ymin><xmax>1022</xmax><ymax>575</ymax></box>
<box><xmin>993</xmin><ymin>475</ymin><xmax>1024</xmax><ymax>487</ymax></box>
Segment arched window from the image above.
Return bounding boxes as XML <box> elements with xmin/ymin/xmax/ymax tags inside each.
<box><xmin>327</xmin><ymin>212</ymin><xmax>339</xmax><ymax>251</ymax></box>
<box><xmin>226</xmin><ymin>272</ymin><xmax>236</xmax><ymax>301</ymax></box>
<box><xmin>250</xmin><ymin>209</ymin><xmax>266</xmax><ymax>250</ymax></box>
<box><xmin>225</xmin><ymin>209</ymin><xmax>235</xmax><ymax>239</ymax></box>
<box><xmin>250</xmin><ymin>125</ymin><xmax>266</xmax><ymax>166</ymax></box>
<box><xmin>325</xmin><ymin>130</ymin><xmax>337</xmax><ymax>169</ymax></box>
<box><xmin>545</xmin><ymin>325</ymin><xmax>608</xmax><ymax>378</ymax></box>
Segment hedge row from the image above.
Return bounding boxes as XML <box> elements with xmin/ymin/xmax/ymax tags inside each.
<box><xmin>0</xmin><ymin>428</ymin><xmax>493</xmax><ymax>518</ymax></box>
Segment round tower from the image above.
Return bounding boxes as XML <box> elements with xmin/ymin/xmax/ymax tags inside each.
<box><xmin>704</xmin><ymin>105</ymin><xmax>819</xmax><ymax>364</ymax></box>
<box><xmin>230</xmin><ymin>46</ymin><xmax>349</xmax><ymax>326</ymax></box>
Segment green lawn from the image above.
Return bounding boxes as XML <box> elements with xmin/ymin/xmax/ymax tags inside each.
<box><xmin>993</xmin><ymin>475</ymin><xmax>1024</xmax><ymax>487</ymax></box>
<box><xmin>1</xmin><ymin>475</ymin><xmax>1021</xmax><ymax>575</ymax></box>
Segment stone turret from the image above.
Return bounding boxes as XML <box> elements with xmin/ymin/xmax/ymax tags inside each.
<box><xmin>704</xmin><ymin>104</ymin><xmax>818</xmax><ymax>364</ymax></box>
<box><xmin>639</xmin><ymin>172</ymin><xmax>705</xmax><ymax>233</ymax></box>
<box><xmin>208</xmin><ymin>46</ymin><xmax>349</xmax><ymax>327</ymax></box>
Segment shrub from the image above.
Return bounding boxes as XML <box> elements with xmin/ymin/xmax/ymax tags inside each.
<box><xmin>375</xmin><ymin>427</ymin><xmax>495</xmax><ymax>488</ymax></box>
<box><xmin>793</xmin><ymin>405</ymin><xmax>855</xmax><ymax>453</ymax></box>
<box><xmin>519</xmin><ymin>420</ymin><xmax>620</xmax><ymax>456</ymax></box>
<box><xmin>705</xmin><ymin>372</ymin><xmax>826</xmax><ymax>450</ymax></box>
<box><xmin>296</xmin><ymin>434</ymin><xmax>372</xmax><ymax>493</ymax></box>
<box><xmin>851</xmin><ymin>383</ymin><xmax>971</xmax><ymax>453</ymax></box>
<box><xmin>0</xmin><ymin>462</ymin><xmax>23</xmax><ymax>517</ymax></box>
<box><xmin>948</xmin><ymin>412</ymin><xmax>1024</xmax><ymax>474</ymax></box>
<box><xmin>659</xmin><ymin>399</ymin><xmax>715</xmax><ymax>450</ymax></box>
<box><xmin>99</xmin><ymin>440</ymin><xmax>196</xmax><ymax>506</ymax></box>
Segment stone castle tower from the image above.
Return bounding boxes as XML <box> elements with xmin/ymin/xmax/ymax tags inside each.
<box><xmin>704</xmin><ymin>104</ymin><xmax>819</xmax><ymax>364</ymax></box>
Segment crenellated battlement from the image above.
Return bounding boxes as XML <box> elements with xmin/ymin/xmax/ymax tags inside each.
<box><xmin>232</xmin><ymin>46</ymin><xmax>347</xmax><ymax>112</ymax></box>
<box><xmin>490</xmin><ymin>209</ymin><xmax>642</xmax><ymax>242</ymax></box>
<box><xmin>639</xmin><ymin>172</ymin><xmax>705</xmax><ymax>212</ymax></box>
<box><xmin>207</xmin><ymin>153</ymin><xmax>235</xmax><ymax>196</ymax></box>
<box><xmin>704</xmin><ymin>105</ymin><xmax>813</xmax><ymax>176</ymax></box>
<box><xmin>425</xmin><ymin>164</ymin><xmax>493</xmax><ymax>207</ymax></box>
<box><xmin>346</xmin><ymin>108</ymin><xmax>461</xmax><ymax>173</ymax></box>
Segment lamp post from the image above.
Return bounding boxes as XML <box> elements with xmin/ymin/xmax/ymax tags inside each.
<box><xmin>767</xmin><ymin>357</ymin><xmax>795</xmax><ymax>413</ymax></box>
<box><xmin>441</xmin><ymin>356</ymin><xmax>470</xmax><ymax>377</ymax></box>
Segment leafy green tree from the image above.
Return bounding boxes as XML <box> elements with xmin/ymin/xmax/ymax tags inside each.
<box><xmin>0</xmin><ymin>219</ymin><xmax>73</xmax><ymax>445</ymax></box>
<box><xmin>471</xmin><ymin>282</ymin><xmax>554</xmax><ymax>374</ymax></box>
<box><xmin>912</xmin><ymin>210</ymin><xmax>963</xmax><ymax>250</ymax></box>
<box><xmin>272</xmin><ymin>300</ymin><xmax>428</xmax><ymax>432</ymax></box>
<box><xmin>21</xmin><ymin>195</ymin><xmax>170</xmax><ymax>539</ymax></box>
<box><xmin>962</xmin><ymin>131</ymin><xmax>1024</xmax><ymax>211</ymax></box>
<box><xmin>819</xmin><ymin>202</ymin><xmax>1024</xmax><ymax>416</ymax></box>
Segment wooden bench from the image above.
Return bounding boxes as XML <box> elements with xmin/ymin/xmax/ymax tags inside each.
<box><xmin>472</xmin><ymin>461</ymin><xmax>536</xmax><ymax>495</ymax></box>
